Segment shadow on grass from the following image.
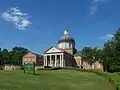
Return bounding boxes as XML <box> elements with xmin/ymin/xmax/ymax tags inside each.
<box><xmin>34</xmin><ymin>73</ymin><xmax>40</xmax><ymax>76</ymax></box>
<box><xmin>37</xmin><ymin>67</ymin><xmax>62</xmax><ymax>70</ymax></box>
<box><xmin>24</xmin><ymin>72</ymin><xmax>40</xmax><ymax>76</ymax></box>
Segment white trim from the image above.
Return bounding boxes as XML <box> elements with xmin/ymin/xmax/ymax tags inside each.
<box><xmin>45</xmin><ymin>47</ymin><xmax>62</xmax><ymax>54</ymax></box>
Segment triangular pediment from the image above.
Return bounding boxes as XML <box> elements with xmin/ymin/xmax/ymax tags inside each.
<box><xmin>44</xmin><ymin>46</ymin><xmax>62</xmax><ymax>54</ymax></box>
<box><xmin>23</xmin><ymin>52</ymin><xmax>36</xmax><ymax>58</ymax></box>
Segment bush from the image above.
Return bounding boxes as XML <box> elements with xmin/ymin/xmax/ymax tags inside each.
<box><xmin>110</xmin><ymin>64</ymin><xmax>120</xmax><ymax>72</ymax></box>
<box><xmin>20</xmin><ymin>65</ymin><xmax>24</xmax><ymax>70</ymax></box>
<box><xmin>0</xmin><ymin>66</ymin><xmax>4</xmax><ymax>70</ymax></box>
<box><xmin>115</xmin><ymin>72</ymin><xmax>120</xmax><ymax>75</ymax></box>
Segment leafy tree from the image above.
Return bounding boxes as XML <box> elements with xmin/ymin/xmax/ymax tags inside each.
<box><xmin>81</xmin><ymin>28</ymin><xmax>120</xmax><ymax>72</ymax></box>
<box><xmin>9</xmin><ymin>51</ymin><xmax>19</xmax><ymax>65</ymax></box>
<box><xmin>10</xmin><ymin>47</ymin><xmax>28</xmax><ymax>65</ymax></box>
<box><xmin>12</xmin><ymin>47</ymin><xmax>28</xmax><ymax>55</ymax></box>
<box><xmin>0</xmin><ymin>47</ymin><xmax>28</xmax><ymax>66</ymax></box>
<box><xmin>1</xmin><ymin>49</ymin><xmax>10</xmax><ymax>65</ymax></box>
<box><xmin>81</xmin><ymin>47</ymin><xmax>99</xmax><ymax>66</ymax></box>
<box><xmin>102</xmin><ymin>28</ymin><xmax>120</xmax><ymax>72</ymax></box>
<box><xmin>0</xmin><ymin>48</ymin><xmax>2</xmax><ymax>65</ymax></box>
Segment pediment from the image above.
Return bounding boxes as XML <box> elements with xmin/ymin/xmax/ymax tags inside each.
<box><xmin>44</xmin><ymin>46</ymin><xmax>62</xmax><ymax>54</ymax></box>
<box><xmin>23</xmin><ymin>52</ymin><xmax>36</xmax><ymax>58</ymax></box>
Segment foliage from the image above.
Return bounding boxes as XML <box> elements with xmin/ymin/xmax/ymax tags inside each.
<box><xmin>0</xmin><ymin>48</ymin><xmax>2</xmax><ymax>65</ymax></box>
<box><xmin>109</xmin><ymin>64</ymin><xmax>120</xmax><ymax>72</ymax></box>
<box><xmin>11</xmin><ymin>47</ymin><xmax>28</xmax><ymax>65</ymax></box>
<box><xmin>102</xmin><ymin>28</ymin><xmax>120</xmax><ymax>72</ymax></box>
<box><xmin>81</xmin><ymin>47</ymin><xmax>102</xmax><ymax>66</ymax></box>
<box><xmin>1</xmin><ymin>49</ymin><xmax>10</xmax><ymax>65</ymax></box>
<box><xmin>81</xmin><ymin>28</ymin><xmax>120</xmax><ymax>73</ymax></box>
<box><xmin>0</xmin><ymin>47</ymin><xmax>28</xmax><ymax>66</ymax></box>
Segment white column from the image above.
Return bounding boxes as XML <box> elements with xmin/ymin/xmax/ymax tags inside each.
<box><xmin>44</xmin><ymin>55</ymin><xmax>46</xmax><ymax>66</ymax></box>
<box><xmin>44</xmin><ymin>55</ymin><xmax>45</xmax><ymax>66</ymax></box>
<box><xmin>60</xmin><ymin>55</ymin><xmax>61</xmax><ymax>67</ymax></box>
<box><xmin>45</xmin><ymin>56</ymin><xmax>47</xmax><ymax>66</ymax></box>
<box><xmin>55</xmin><ymin>55</ymin><xmax>57</xmax><ymax>67</ymax></box>
<box><xmin>50</xmin><ymin>55</ymin><xmax>52</xmax><ymax>66</ymax></box>
<box><xmin>61</xmin><ymin>54</ymin><xmax>64</xmax><ymax>67</ymax></box>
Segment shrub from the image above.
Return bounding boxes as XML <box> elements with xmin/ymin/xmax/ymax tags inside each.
<box><xmin>0</xmin><ymin>66</ymin><xmax>4</xmax><ymax>70</ymax></box>
<box><xmin>110</xmin><ymin>64</ymin><xmax>120</xmax><ymax>72</ymax></box>
<box><xmin>20</xmin><ymin>65</ymin><xmax>24</xmax><ymax>70</ymax></box>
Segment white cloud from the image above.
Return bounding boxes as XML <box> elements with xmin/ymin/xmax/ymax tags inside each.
<box><xmin>92</xmin><ymin>0</ymin><xmax>100</xmax><ymax>4</ymax></box>
<box><xmin>100</xmin><ymin>34</ymin><xmax>114</xmax><ymax>40</ymax></box>
<box><xmin>90</xmin><ymin>5</ymin><xmax>98</xmax><ymax>15</ymax></box>
<box><xmin>1</xmin><ymin>7</ymin><xmax>31</xmax><ymax>30</ymax></box>
<box><xmin>92</xmin><ymin>0</ymin><xmax>108</xmax><ymax>4</ymax></box>
<box><xmin>90</xmin><ymin>0</ymin><xmax>109</xmax><ymax>15</ymax></box>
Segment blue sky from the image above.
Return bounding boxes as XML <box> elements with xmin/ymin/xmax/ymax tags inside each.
<box><xmin>0</xmin><ymin>0</ymin><xmax>120</xmax><ymax>53</ymax></box>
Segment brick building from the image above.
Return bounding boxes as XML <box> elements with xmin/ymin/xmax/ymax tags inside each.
<box><xmin>22</xmin><ymin>52</ymin><xmax>43</xmax><ymax>66</ymax></box>
<box><xmin>22</xmin><ymin>29</ymin><xmax>103</xmax><ymax>70</ymax></box>
<box><xmin>43</xmin><ymin>29</ymin><xmax>103</xmax><ymax>70</ymax></box>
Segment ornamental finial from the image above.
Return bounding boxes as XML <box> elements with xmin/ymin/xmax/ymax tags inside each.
<box><xmin>64</xmin><ymin>28</ymin><xmax>68</xmax><ymax>35</ymax></box>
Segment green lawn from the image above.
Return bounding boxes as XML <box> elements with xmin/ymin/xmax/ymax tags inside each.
<box><xmin>106</xmin><ymin>72</ymin><xmax>120</xmax><ymax>89</ymax></box>
<box><xmin>0</xmin><ymin>70</ymin><xmax>114</xmax><ymax>90</ymax></box>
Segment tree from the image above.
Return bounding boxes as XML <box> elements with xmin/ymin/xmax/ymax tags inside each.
<box><xmin>10</xmin><ymin>47</ymin><xmax>28</xmax><ymax>65</ymax></box>
<box><xmin>0</xmin><ymin>48</ymin><xmax>2</xmax><ymax>65</ymax></box>
<box><xmin>9</xmin><ymin>51</ymin><xmax>20</xmax><ymax>65</ymax></box>
<box><xmin>102</xmin><ymin>28</ymin><xmax>120</xmax><ymax>72</ymax></box>
<box><xmin>1</xmin><ymin>49</ymin><xmax>10</xmax><ymax>65</ymax></box>
<box><xmin>81</xmin><ymin>47</ymin><xmax>101</xmax><ymax>67</ymax></box>
<box><xmin>81</xmin><ymin>47</ymin><xmax>93</xmax><ymax>65</ymax></box>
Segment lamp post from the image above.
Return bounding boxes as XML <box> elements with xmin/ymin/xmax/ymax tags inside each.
<box><xmin>33</xmin><ymin>62</ymin><xmax>35</xmax><ymax>75</ymax></box>
<box><xmin>24</xmin><ymin>63</ymin><xmax>25</xmax><ymax>74</ymax></box>
<box><xmin>92</xmin><ymin>56</ymin><xmax>95</xmax><ymax>69</ymax></box>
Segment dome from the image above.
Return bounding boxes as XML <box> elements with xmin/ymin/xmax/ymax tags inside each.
<box><xmin>58</xmin><ymin>29</ymin><xmax>75</xmax><ymax>50</ymax></box>
<box><xmin>58</xmin><ymin>30</ymin><xmax>75</xmax><ymax>44</ymax></box>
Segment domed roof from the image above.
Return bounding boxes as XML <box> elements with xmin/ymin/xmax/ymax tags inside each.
<box><xmin>58</xmin><ymin>30</ymin><xmax>75</xmax><ymax>43</ymax></box>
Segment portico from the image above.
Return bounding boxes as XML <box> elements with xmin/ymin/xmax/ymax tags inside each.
<box><xmin>44</xmin><ymin>53</ymin><xmax>64</xmax><ymax>67</ymax></box>
<box><xmin>43</xmin><ymin>46</ymin><xmax>65</xmax><ymax>67</ymax></box>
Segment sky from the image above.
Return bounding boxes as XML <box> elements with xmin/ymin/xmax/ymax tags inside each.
<box><xmin>0</xmin><ymin>0</ymin><xmax>120</xmax><ymax>54</ymax></box>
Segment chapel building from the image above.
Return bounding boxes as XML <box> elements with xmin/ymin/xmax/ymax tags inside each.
<box><xmin>43</xmin><ymin>29</ymin><xmax>103</xmax><ymax>70</ymax></box>
<box><xmin>22</xmin><ymin>29</ymin><xmax>103</xmax><ymax>70</ymax></box>
<box><xmin>43</xmin><ymin>30</ymin><xmax>77</xmax><ymax>67</ymax></box>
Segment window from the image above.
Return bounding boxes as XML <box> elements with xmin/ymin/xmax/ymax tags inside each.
<box><xmin>92</xmin><ymin>64</ymin><xmax>94</xmax><ymax>69</ymax></box>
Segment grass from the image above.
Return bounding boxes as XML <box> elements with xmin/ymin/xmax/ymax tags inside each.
<box><xmin>76</xmin><ymin>69</ymin><xmax>120</xmax><ymax>90</ymax></box>
<box><xmin>0</xmin><ymin>70</ymin><xmax>114</xmax><ymax>90</ymax></box>
<box><xmin>107</xmin><ymin>72</ymin><xmax>120</xmax><ymax>89</ymax></box>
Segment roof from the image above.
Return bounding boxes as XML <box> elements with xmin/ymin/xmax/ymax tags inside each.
<box><xmin>58</xmin><ymin>30</ymin><xmax>75</xmax><ymax>44</ymax></box>
<box><xmin>43</xmin><ymin>46</ymin><xmax>63</xmax><ymax>54</ymax></box>
<box><xmin>74</xmin><ymin>51</ymin><xmax>81</xmax><ymax>57</ymax></box>
<box><xmin>23</xmin><ymin>51</ymin><xmax>43</xmax><ymax>58</ymax></box>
